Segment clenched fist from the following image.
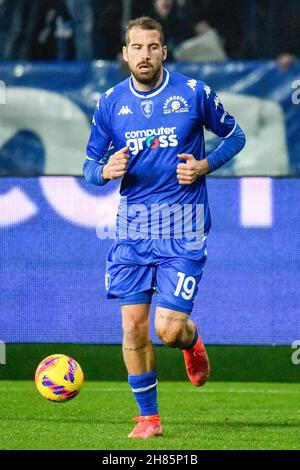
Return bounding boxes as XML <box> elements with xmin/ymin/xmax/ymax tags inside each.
<box><xmin>176</xmin><ymin>154</ymin><xmax>209</xmax><ymax>185</ymax></box>
<box><xmin>102</xmin><ymin>145</ymin><xmax>130</xmax><ymax>180</ymax></box>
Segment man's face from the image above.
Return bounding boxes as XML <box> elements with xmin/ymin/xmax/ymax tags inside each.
<box><xmin>123</xmin><ymin>27</ymin><xmax>167</xmax><ymax>85</ymax></box>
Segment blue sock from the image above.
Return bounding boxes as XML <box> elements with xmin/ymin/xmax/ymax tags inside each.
<box><xmin>128</xmin><ymin>370</ymin><xmax>159</xmax><ymax>416</ymax></box>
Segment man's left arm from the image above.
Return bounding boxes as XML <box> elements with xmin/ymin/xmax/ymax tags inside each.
<box><xmin>201</xmin><ymin>86</ymin><xmax>246</xmax><ymax>174</ymax></box>
<box><xmin>176</xmin><ymin>85</ymin><xmax>246</xmax><ymax>184</ymax></box>
<box><xmin>205</xmin><ymin>123</ymin><xmax>246</xmax><ymax>173</ymax></box>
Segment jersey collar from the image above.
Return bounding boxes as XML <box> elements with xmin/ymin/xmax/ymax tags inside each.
<box><xmin>129</xmin><ymin>68</ymin><xmax>169</xmax><ymax>98</ymax></box>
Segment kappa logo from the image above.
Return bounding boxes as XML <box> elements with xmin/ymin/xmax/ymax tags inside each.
<box><xmin>105</xmin><ymin>87</ymin><xmax>114</xmax><ymax>98</ymax></box>
<box><xmin>141</xmin><ymin>100</ymin><xmax>154</xmax><ymax>118</ymax></box>
<box><xmin>187</xmin><ymin>79</ymin><xmax>197</xmax><ymax>91</ymax></box>
<box><xmin>163</xmin><ymin>96</ymin><xmax>189</xmax><ymax>114</ymax></box>
<box><xmin>204</xmin><ymin>85</ymin><xmax>211</xmax><ymax>99</ymax></box>
<box><xmin>214</xmin><ymin>95</ymin><xmax>221</xmax><ymax>110</ymax></box>
<box><xmin>118</xmin><ymin>105</ymin><xmax>133</xmax><ymax>115</ymax></box>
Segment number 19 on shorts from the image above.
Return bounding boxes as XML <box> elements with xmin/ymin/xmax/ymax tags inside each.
<box><xmin>174</xmin><ymin>272</ymin><xmax>196</xmax><ymax>300</ymax></box>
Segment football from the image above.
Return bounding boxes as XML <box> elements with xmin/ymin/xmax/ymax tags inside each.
<box><xmin>35</xmin><ymin>354</ymin><xmax>84</xmax><ymax>402</ymax></box>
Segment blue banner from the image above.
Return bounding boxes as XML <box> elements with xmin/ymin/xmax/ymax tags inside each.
<box><xmin>0</xmin><ymin>176</ymin><xmax>298</xmax><ymax>345</ymax></box>
<box><xmin>0</xmin><ymin>61</ymin><xmax>299</xmax><ymax>176</ymax></box>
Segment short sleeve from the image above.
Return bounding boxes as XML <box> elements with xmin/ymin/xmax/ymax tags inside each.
<box><xmin>198</xmin><ymin>83</ymin><xmax>236</xmax><ymax>139</ymax></box>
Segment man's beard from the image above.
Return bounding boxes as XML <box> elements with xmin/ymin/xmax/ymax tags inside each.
<box><xmin>131</xmin><ymin>63</ymin><xmax>162</xmax><ymax>86</ymax></box>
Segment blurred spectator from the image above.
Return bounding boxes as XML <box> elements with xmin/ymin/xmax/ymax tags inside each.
<box><xmin>31</xmin><ymin>0</ymin><xmax>74</xmax><ymax>60</ymax></box>
<box><xmin>274</xmin><ymin>0</ymin><xmax>300</xmax><ymax>69</ymax></box>
<box><xmin>0</xmin><ymin>0</ymin><xmax>14</xmax><ymax>60</ymax></box>
<box><xmin>241</xmin><ymin>0</ymin><xmax>300</xmax><ymax>68</ymax></box>
<box><xmin>92</xmin><ymin>0</ymin><xmax>122</xmax><ymax>59</ymax></box>
<box><xmin>173</xmin><ymin>18</ymin><xmax>227</xmax><ymax>62</ymax></box>
<box><xmin>174</xmin><ymin>0</ymin><xmax>300</xmax><ymax>64</ymax></box>
<box><xmin>0</xmin><ymin>0</ymin><xmax>94</xmax><ymax>61</ymax></box>
<box><xmin>0</xmin><ymin>0</ymin><xmax>38</xmax><ymax>60</ymax></box>
<box><xmin>142</xmin><ymin>0</ymin><xmax>194</xmax><ymax>60</ymax></box>
<box><xmin>1</xmin><ymin>0</ymin><xmax>299</xmax><ymax>63</ymax></box>
<box><xmin>0</xmin><ymin>0</ymin><xmax>74</xmax><ymax>61</ymax></box>
<box><xmin>184</xmin><ymin>0</ymin><xmax>243</xmax><ymax>59</ymax></box>
<box><xmin>65</xmin><ymin>0</ymin><xmax>93</xmax><ymax>60</ymax></box>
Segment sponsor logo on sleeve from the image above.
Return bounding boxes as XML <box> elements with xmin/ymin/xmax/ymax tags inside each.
<box><xmin>163</xmin><ymin>96</ymin><xmax>189</xmax><ymax>114</ymax></box>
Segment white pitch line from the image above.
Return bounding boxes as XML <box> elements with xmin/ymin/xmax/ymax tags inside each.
<box><xmin>3</xmin><ymin>387</ymin><xmax>300</xmax><ymax>395</ymax></box>
<box><xmin>85</xmin><ymin>388</ymin><xmax>300</xmax><ymax>395</ymax></box>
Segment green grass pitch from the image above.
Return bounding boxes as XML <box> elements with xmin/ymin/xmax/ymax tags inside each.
<box><xmin>1</xmin><ymin>381</ymin><xmax>300</xmax><ymax>450</ymax></box>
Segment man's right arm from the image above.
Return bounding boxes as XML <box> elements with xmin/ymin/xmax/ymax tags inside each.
<box><xmin>84</xmin><ymin>146</ymin><xmax>131</xmax><ymax>185</ymax></box>
<box><xmin>83</xmin><ymin>157</ymin><xmax>110</xmax><ymax>186</ymax></box>
<box><xmin>83</xmin><ymin>95</ymin><xmax>112</xmax><ymax>186</ymax></box>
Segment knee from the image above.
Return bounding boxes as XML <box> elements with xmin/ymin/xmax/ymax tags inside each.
<box><xmin>123</xmin><ymin>318</ymin><xmax>148</xmax><ymax>343</ymax></box>
<box><xmin>155</xmin><ymin>323</ymin><xmax>184</xmax><ymax>348</ymax></box>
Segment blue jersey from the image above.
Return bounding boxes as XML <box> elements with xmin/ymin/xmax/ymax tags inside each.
<box><xmin>86</xmin><ymin>68</ymin><xmax>236</xmax><ymax>239</ymax></box>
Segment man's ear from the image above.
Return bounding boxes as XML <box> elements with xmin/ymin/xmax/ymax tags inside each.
<box><xmin>162</xmin><ymin>45</ymin><xmax>167</xmax><ymax>62</ymax></box>
<box><xmin>122</xmin><ymin>45</ymin><xmax>128</xmax><ymax>63</ymax></box>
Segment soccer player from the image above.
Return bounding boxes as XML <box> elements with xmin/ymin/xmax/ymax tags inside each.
<box><xmin>84</xmin><ymin>16</ymin><xmax>246</xmax><ymax>439</ymax></box>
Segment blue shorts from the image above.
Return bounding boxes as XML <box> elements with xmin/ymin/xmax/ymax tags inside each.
<box><xmin>105</xmin><ymin>238</ymin><xmax>208</xmax><ymax>315</ymax></box>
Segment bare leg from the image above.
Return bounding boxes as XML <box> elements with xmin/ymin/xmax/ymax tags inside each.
<box><xmin>154</xmin><ymin>307</ymin><xmax>195</xmax><ymax>349</ymax></box>
<box><xmin>122</xmin><ymin>304</ymin><xmax>162</xmax><ymax>437</ymax></box>
<box><xmin>122</xmin><ymin>304</ymin><xmax>155</xmax><ymax>375</ymax></box>
<box><xmin>155</xmin><ymin>307</ymin><xmax>210</xmax><ymax>387</ymax></box>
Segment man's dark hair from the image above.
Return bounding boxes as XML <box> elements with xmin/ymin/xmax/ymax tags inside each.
<box><xmin>124</xmin><ymin>16</ymin><xmax>165</xmax><ymax>46</ymax></box>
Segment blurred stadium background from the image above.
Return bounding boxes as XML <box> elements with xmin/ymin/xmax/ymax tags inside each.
<box><xmin>0</xmin><ymin>0</ymin><xmax>300</xmax><ymax>450</ymax></box>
